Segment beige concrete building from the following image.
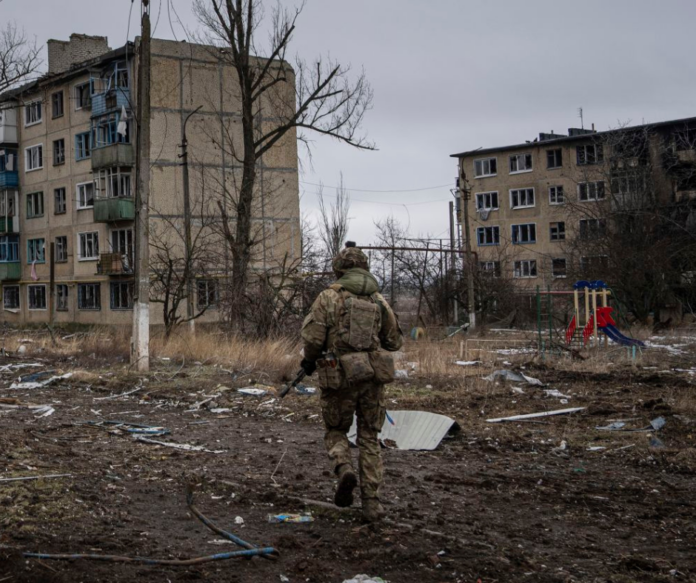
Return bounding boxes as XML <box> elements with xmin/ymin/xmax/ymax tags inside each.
<box><xmin>451</xmin><ymin>117</ymin><xmax>696</xmax><ymax>293</ymax></box>
<box><xmin>0</xmin><ymin>34</ymin><xmax>300</xmax><ymax>326</ymax></box>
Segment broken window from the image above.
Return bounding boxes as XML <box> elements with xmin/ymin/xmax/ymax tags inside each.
<box><xmin>511</xmin><ymin>223</ymin><xmax>536</xmax><ymax>244</ymax></box>
<box><xmin>510</xmin><ymin>188</ymin><xmax>535</xmax><ymax>208</ymax></box>
<box><xmin>473</xmin><ymin>157</ymin><xmax>497</xmax><ymax>178</ymax></box>
<box><xmin>549</xmin><ymin>185</ymin><xmax>564</xmax><ymax>204</ymax></box>
<box><xmin>576</xmin><ymin>143</ymin><xmax>604</xmax><ymax>165</ymax></box>
<box><xmin>549</xmin><ymin>222</ymin><xmax>565</xmax><ymax>241</ymax></box>
<box><xmin>578</xmin><ymin>181</ymin><xmax>605</xmax><ymax>201</ymax></box>
<box><xmin>509</xmin><ymin>153</ymin><xmax>533</xmax><ymax>173</ymax></box>
<box><xmin>513</xmin><ymin>260</ymin><xmax>537</xmax><ymax>278</ymax></box>
<box><xmin>476</xmin><ymin>226</ymin><xmax>500</xmax><ymax>246</ymax></box>
<box><xmin>547</xmin><ymin>149</ymin><xmax>562</xmax><ymax>169</ymax></box>
<box><xmin>475</xmin><ymin>191</ymin><xmax>498</xmax><ymax>211</ymax></box>
<box><xmin>78</xmin><ymin>283</ymin><xmax>101</xmax><ymax>310</ymax></box>
<box><xmin>552</xmin><ymin>258</ymin><xmax>567</xmax><ymax>278</ymax></box>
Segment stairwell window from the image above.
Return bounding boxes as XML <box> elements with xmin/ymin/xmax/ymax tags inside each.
<box><xmin>552</xmin><ymin>258</ymin><xmax>567</xmax><ymax>278</ymax></box>
<box><xmin>549</xmin><ymin>221</ymin><xmax>565</xmax><ymax>241</ymax></box>
<box><xmin>78</xmin><ymin>232</ymin><xmax>99</xmax><ymax>260</ymax></box>
<box><xmin>549</xmin><ymin>185</ymin><xmax>564</xmax><ymax>205</ymax></box>
<box><xmin>26</xmin><ymin>191</ymin><xmax>44</xmax><ymax>218</ymax></box>
<box><xmin>513</xmin><ymin>260</ymin><xmax>537</xmax><ymax>278</ymax></box>
<box><xmin>77</xmin><ymin>283</ymin><xmax>101</xmax><ymax>310</ymax></box>
<box><xmin>511</xmin><ymin>223</ymin><xmax>536</xmax><ymax>244</ymax></box>
<box><xmin>475</xmin><ymin>191</ymin><xmax>498</xmax><ymax>211</ymax></box>
<box><xmin>55</xmin><ymin>236</ymin><xmax>68</xmax><ymax>263</ymax></box>
<box><xmin>75</xmin><ymin>132</ymin><xmax>91</xmax><ymax>160</ymax></box>
<box><xmin>53</xmin><ymin>139</ymin><xmax>65</xmax><ymax>166</ymax></box>
<box><xmin>24</xmin><ymin>101</ymin><xmax>42</xmax><ymax>127</ymax></box>
<box><xmin>473</xmin><ymin>157</ymin><xmax>497</xmax><ymax>178</ymax></box>
<box><xmin>76</xmin><ymin>182</ymin><xmax>95</xmax><ymax>209</ymax></box>
<box><xmin>510</xmin><ymin>188</ymin><xmax>535</xmax><ymax>209</ymax></box>
<box><xmin>25</xmin><ymin>145</ymin><xmax>43</xmax><ymax>171</ymax></box>
<box><xmin>476</xmin><ymin>226</ymin><xmax>500</xmax><ymax>246</ymax></box>
<box><xmin>54</xmin><ymin>188</ymin><xmax>66</xmax><ymax>214</ymax></box>
<box><xmin>74</xmin><ymin>82</ymin><xmax>91</xmax><ymax>110</ymax></box>
<box><xmin>509</xmin><ymin>153</ymin><xmax>533</xmax><ymax>174</ymax></box>
<box><xmin>578</xmin><ymin>181</ymin><xmax>605</xmax><ymax>201</ymax></box>
<box><xmin>28</xmin><ymin>285</ymin><xmax>47</xmax><ymax>310</ymax></box>
<box><xmin>52</xmin><ymin>91</ymin><xmax>64</xmax><ymax>118</ymax></box>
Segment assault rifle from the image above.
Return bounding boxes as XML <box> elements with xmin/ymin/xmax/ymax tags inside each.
<box><xmin>279</xmin><ymin>368</ymin><xmax>307</xmax><ymax>399</ymax></box>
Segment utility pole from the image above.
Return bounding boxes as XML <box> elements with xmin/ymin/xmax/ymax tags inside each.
<box><xmin>449</xmin><ymin>200</ymin><xmax>458</xmax><ymax>325</ymax></box>
<box><xmin>180</xmin><ymin>105</ymin><xmax>202</xmax><ymax>334</ymax></box>
<box><xmin>132</xmin><ymin>0</ymin><xmax>151</xmax><ymax>372</ymax></box>
<box><xmin>459</xmin><ymin>166</ymin><xmax>476</xmax><ymax>330</ymax></box>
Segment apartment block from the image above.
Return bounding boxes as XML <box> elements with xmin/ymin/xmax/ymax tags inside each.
<box><xmin>450</xmin><ymin>117</ymin><xmax>696</xmax><ymax>292</ymax></box>
<box><xmin>0</xmin><ymin>34</ymin><xmax>300</xmax><ymax>326</ymax></box>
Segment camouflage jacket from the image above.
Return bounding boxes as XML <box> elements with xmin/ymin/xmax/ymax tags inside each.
<box><xmin>301</xmin><ymin>268</ymin><xmax>403</xmax><ymax>362</ymax></box>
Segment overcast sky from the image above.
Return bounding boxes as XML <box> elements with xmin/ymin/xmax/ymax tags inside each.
<box><xmin>3</xmin><ymin>0</ymin><xmax>696</xmax><ymax>244</ymax></box>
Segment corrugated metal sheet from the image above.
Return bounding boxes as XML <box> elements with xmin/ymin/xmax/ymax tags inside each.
<box><xmin>348</xmin><ymin>410</ymin><xmax>457</xmax><ymax>451</ymax></box>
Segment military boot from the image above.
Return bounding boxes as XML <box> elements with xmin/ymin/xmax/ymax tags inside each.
<box><xmin>334</xmin><ymin>464</ymin><xmax>358</xmax><ymax>508</ymax></box>
<box><xmin>362</xmin><ymin>498</ymin><xmax>386</xmax><ymax>522</ymax></box>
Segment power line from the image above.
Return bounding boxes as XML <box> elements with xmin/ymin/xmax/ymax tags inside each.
<box><xmin>300</xmin><ymin>180</ymin><xmax>452</xmax><ymax>193</ymax></box>
<box><xmin>303</xmin><ymin>189</ymin><xmax>449</xmax><ymax>207</ymax></box>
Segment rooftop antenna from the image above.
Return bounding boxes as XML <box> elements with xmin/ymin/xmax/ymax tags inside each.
<box><xmin>578</xmin><ymin>107</ymin><xmax>584</xmax><ymax>130</ymax></box>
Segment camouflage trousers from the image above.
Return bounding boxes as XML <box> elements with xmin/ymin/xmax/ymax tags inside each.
<box><xmin>320</xmin><ymin>381</ymin><xmax>386</xmax><ymax>500</ymax></box>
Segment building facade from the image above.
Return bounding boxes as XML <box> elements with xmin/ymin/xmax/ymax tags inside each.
<box><xmin>451</xmin><ymin>118</ymin><xmax>696</xmax><ymax>295</ymax></box>
<box><xmin>0</xmin><ymin>34</ymin><xmax>300</xmax><ymax>327</ymax></box>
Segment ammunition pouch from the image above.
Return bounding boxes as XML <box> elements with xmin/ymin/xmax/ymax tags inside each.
<box><xmin>369</xmin><ymin>350</ymin><xmax>395</xmax><ymax>384</ymax></box>
<box><xmin>339</xmin><ymin>351</ymin><xmax>375</xmax><ymax>385</ymax></box>
<box><xmin>316</xmin><ymin>358</ymin><xmax>343</xmax><ymax>390</ymax></box>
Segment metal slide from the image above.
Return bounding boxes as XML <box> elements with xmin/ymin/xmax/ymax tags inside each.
<box><xmin>599</xmin><ymin>324</ymin><xmax>645</xmax><ymax>347</ymax></box>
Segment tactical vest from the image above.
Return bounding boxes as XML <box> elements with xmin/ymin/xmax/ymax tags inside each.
<box><xmin>329</xmin><ymin>284</ymin><xmax>382</xmax><ymax>354</ymax></box>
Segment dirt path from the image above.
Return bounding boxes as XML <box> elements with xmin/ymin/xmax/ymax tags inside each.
<box><xmin>1</xmin><ymin>355</ymin><xmax>696</xmax><ymax>582</ymax></box>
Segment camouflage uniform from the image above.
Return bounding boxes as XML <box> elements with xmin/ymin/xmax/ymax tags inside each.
<box><xmin>301</xmin><ymin>247</ymin><xmax>403</xmax><ymax>503</ymax></box>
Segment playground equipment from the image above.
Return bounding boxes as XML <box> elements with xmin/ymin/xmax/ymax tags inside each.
<box><xmin>536</xmin><ymin>281</ymin><xmax>645</xmax><ymax>356</ymax></box>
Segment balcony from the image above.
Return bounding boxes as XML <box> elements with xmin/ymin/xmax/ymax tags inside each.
<box><xmin>0</xmin><ymin>216</ymin><xmax>18</xmax><ymax>234</ymax></box>
<box><xmin>93</xmin><ymin>197</ymin><xmax>135</xmax><ymax>222</ymax></box>
<box><xmin>91</xmin><ymin>143</ymin><xmax>134</xmax><ymax>170</ymax></box>
<box><xmin>0</xmin><ymin>170</ymin><xmax>18</xmax><ymax>189</ymax></box>
<box><xmin>91</xmin><ymin>88</ymin><xmax>131</xmax><ymax>117</ymax></box>
<box><xmin>0</xmin><ymin>261</ymin><xmax>21</xmax><ymax>280</ymax></box>
<box><xmin>97</xmin><ymin>253</ymin><xmax>133</xmax><ymax>275</ymax></box>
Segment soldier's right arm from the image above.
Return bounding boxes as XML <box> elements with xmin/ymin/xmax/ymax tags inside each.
<box><xmin>376</xmin><ymin>296</ymin><xmax>403</xmax><ymax>352</ymax></box>
<box><xmin>300</xmin><ymin>290</ymin><xmax>332</xmax><ymax>362</ymax></box>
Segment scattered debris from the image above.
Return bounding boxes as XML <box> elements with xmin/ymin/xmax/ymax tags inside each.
<box><xmin>348</xmin><ymin>410</ymin><xmax>459</xmax><ymax>451</ymax></box>
<box><xmin>237</xmin><ymin>387</ymin><xmax>271</xmax><ymax>397</ymax></box>
<box><xmin>511</xmin><ymin>386</ymin><xmax>525</xmax><ymax>394</ymax></box>
<box><xmin>134</xmin><ymin>436</ymin><xmax>226</xmax><ymax>454</ymax></box>
<box><xmin>0</xmin><ymin>473</ymin><xmax>72</xmax><ymax>483</ymax></box>
<box><xmin>394</xmin><ymin>369</ymin><xmax>409</xmax><ymax>379</ymax></box>
<box><xmin>544</xmin><ymin>389</ymin><xmax>571</xmax><ymax>399</ymax></box>
<box><xmin>268</xmin><ymin>514</ymin><xmax>315</xmax><ymax>524</ymax></box>
<box><xmin>454</xmin><ymin>360</ymin><xmax>481</xmax><ymax>366</ymax></box>
<box><xmin>341</xmin><ymin>576</ymin><xmax>388</xmax><ymax>583</ymax></box>
<box><xmin>234</xmin><ymin>516</ymin><xmax>245</xmax><ymax>525</ymax></box>
<box><xmin>294</xmin><ymin>384</ymin><xmax>316</xmax><ymax>395</ymax></box>
<box><xmin>10</xmin><ymin>372</ymin><xmax>73</xmax><ymax>390</ymax></box>
<box><xmin>487</xmin><ymin>407</ymin><xmax>586</xmax><ymax>423</ymax></box>
<box><xmin>93</xmin><ymin>385</ymin><xmax>143</xmax><ymax>401</ymax></box>
<box><xmin>86</xmin><ymin>420</ymin><xmax>170</xmax><ymax>436</ymax></box>
<box><xmin>483</xmin><ymin>370</ymin><xmax>543</xmax><ymax>386</ymax></box>
<box><xmin>596</xmin><ymin>417</ymin><xmax>666</xmax><ymax>432</ymax></box>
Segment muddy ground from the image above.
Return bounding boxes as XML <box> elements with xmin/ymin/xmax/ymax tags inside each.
<box><xmin>1</xmin><ymin>335</ymin><xmax>696</xmax><ymax>583</ymax></box>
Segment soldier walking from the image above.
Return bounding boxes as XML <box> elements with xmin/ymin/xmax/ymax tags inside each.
<box><xmin>300</xmin><ymin>242</ymin><xmax>403</xmax><ymax>522</ymax></box>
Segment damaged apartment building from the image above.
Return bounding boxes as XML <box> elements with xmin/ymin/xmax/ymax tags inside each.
<box><xmin>0</xmin><ymin>33</ymin><xmax>300</xmax><ymax>326</ymax></box>
<box><xmin>451</xmin><ymin>118</ymin><xmax>696</xmax><ymax>306</ymax></box>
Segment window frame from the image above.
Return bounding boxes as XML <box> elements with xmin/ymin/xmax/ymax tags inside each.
<box><xmin>52</xmin><ymin>138</ymin><xmax>65</xmax><ymax>166</ymax></box>
<box><xmin>27</xmin><ymin>238</ymin><xmax>46</xmax><ymax>264</ymax></box>
<box><xmin>510</xmin><ymin>187</ymin><xmax>535</xmax><ymax>209</ymax></box>
<box><xmin>3</xmin><ymin>285</ymin><xmax>20</xmax><ymax>310</ymax></box>
<box><xmin>576</xmin><ymin>143</ymin><xmax>604</xmax><ymax>166</ymax></box>
<box><xmin>552</xmin><ymin>258</ymin><xmax>567</xmax><ymax>278</ymax></box>
<box><xmin>579</xmin><ymin>218</ymin><xmax>607</xmax><ymax>240</ymax></box>
<box><xmin>476</xmin><ymin>226</ymin><xmax>500</xmax><ymax>246</ymax></box>
<box><xmin>546</xmin><ymin>148</ymin><xmax>562</xmax><ymax>169</ymax></box>
<box><xmin>578</xmin><ymin>181</ymin><xmax>606</xmax><ymax>202</ymax></box>
<box><xmin>75</xmin><ymin>131</ymin><xmax>92</xmax><ymax>161</ymax></box>
<box><xmin>26</xmin><ymin>191</ymin><xmax>44</xmax><ymax>219</ymax></box>
<box><xmin>24</xmin><ymin>144</ymin><xmax>43</xmax><ymax>172</ymax></box>
<box><xmin>513</xmin><ymin>259</ymin><xmax>538</xmax><ymax>279</ymax></box>
<box><xmin>76</xmin><ymin>181</ymin><xmax>95</xmax><ymax>210</ymax></box>
<box><xmin>475</xmin><ymin>191</ymin><xmax>499</xmax><ymax>211</ymax></box>
<box><xmin>27</xmin><ymin>284</ymin><xmax>47</xmax><ymax>311</ymax></box>
<box><xmin>51</xmin><ymin>91</ymin><xmax>64</xmax><ymax>119</ymax></box>
<box><xmin>77</xmin><ymin>283</ymin><xmax>101</xmax><ymax>311</ymax></box>
<box><xmin>55</xmin><ymin>236</ymin><xmax>68</xmax><ymax>263</ymax></box>
<box><xmin>479</xmin><ymin>261</ymin><xmax>501</xmax><ymax>277</ymax></box>
<box><xmin>549</xmin><ymin>221</ymin><xmax>566</xmax><ymax>242</ymax></box>
<box><xmin>77</xmin><ymin>231</ymin><xmax>100</xmax><ymax>261</ymax></box>
<box><xmin>473</xmin><ymin>157</ymin><xmax>497</xmax><ymax>178</ymax></box>
<box><xmin>54</xmin><ymin>187</ymin><xmax>67</xmax><ymax>214</ymax></box>
<box><xmin>511</xmin><ymin>223</ymin><xmax>537</xmax><ymax>244</ymax></box>
<box><xmin>74</xmin><ymin>82</ymin><xmax>91</xmax><ymax>110</ymax></box>
<box><xmin>56</xmin><ymin>283</ymin><xmax>69</xmax><ymax>311</ymax></box>
<box><xmin>197</xmin><ymin>279</ymin><xmax>220</xmax><ymax>310</ymax></box>
<box><xmin>549</xmin><ymin>185</ymin><xmax>565</xmax><ymax>205</ymax></box>
<box><xmin>110</xmin><ymin>281</ymin><xmax>134</xmax><ymax>310</ymax></box>
<box><xmin>509</xmin><ymin>153</ymin><xmax>533</xmax><ymax>174</ymax></box>
<box><xmin>24</xmin><ymin>100</ymin><xmax>42</xmax><ymax>127</ymax></box>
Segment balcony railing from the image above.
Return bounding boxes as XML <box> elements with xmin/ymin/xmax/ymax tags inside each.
<box><xmin>93</xmin><ymin>197</ymin><xmax>135</xmax><ymax>222</ymax></box>
<box><xmin>91</xmin><ymin>88</ymin><xmax>131</xmax><ymax>117</ymax></box>
<box><xmin>0</xmin><ymin>170</ymin><xmax>18</xmax><ymax>189</ymax></box>
<box><xmin>97</xmin><ymin>253</ymin><xmax>133</xmax><ymax>275</ymax></box>
<box><xmin>0</xmin><ymin>216</ymin><xmax>18</xmax><ymax>234</ymax></box>
<box><xmin>91</xmin><ymin>143</ymin><xmax>135</xmax><ymax>170</ymax></box>
<box><xmin>0</xmin><ymin>261</ymin><xmax>21</xmax><ymax>280</ymax></box>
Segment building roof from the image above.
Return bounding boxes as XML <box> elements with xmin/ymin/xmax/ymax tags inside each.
<box><xmin>0</xmin><ymin>42</ymin><xmax>133</xmax><ymax>104</ymax></box>
<box><xmin>450</xmin><ymin>115</ymin><xmax>696</xmax><ymax>159</ymax></box>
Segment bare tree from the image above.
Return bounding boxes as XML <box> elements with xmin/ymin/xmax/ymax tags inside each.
<box><xmin>317</xmin><ymin>174</ymin><xmax>351</xmax><ymax>266</ymax></box>
<box><xmin>0</xmin><ymin>23</ymin><xmax>41</xmax><ymax>95</ymax></box>
<box><xmin>193</xmin><ymin>0</ymin><xmax>374</xmax><ymax>324</ymax></box>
